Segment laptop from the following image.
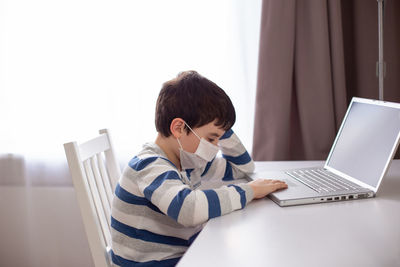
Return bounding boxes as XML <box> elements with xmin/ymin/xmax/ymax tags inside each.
<box><xmin>249</xmin><ymin>97</ymin><xmax>400</xmax><ymax>207</ymax></box>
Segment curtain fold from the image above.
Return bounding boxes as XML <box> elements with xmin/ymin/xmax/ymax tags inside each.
<box><xmin>253</xmin><ymin>0</ymin><xmax>347</xmax><ymax>160</ymax></box>
<box><xmin>253</xmin><ymin>0</ymin><xmax>400</xmax><ymax>161</ymax></box>
<box><xmin>0</xmin><ymin>154</ymin><xmax>72</xmax><ymax>186</ymax></box>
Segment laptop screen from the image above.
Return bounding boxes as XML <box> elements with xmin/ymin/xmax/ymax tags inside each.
<box><xmin>326</xmin><ymin>99</ymin><xmax>400</xmax><ymax>188</ymax></box>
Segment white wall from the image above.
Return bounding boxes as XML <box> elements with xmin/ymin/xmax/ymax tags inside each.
<box><xmin>0</xmin><ymin>186</ymin><xmax>94</xmax><ymax>267</ymax></box>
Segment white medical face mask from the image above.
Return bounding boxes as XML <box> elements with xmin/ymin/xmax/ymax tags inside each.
<box><xmin>177</xmin><ymin>122</ymin><xmax>219</xmax><ymax>170</ymax></box>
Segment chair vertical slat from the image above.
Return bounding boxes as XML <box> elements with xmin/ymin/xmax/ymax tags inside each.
<box><xmin>91</xmin><ymin>155</ymin><xmax>112</xmax><ymax>227</ymax></box>
<box><xmin>97</xmin><ymin>153</ymin><xmax>114</xmax><ymax>208</ymax></box>
<box><xmin>84</xmin><ymin>159</ymin><xmax>112</xmax><ymax>247</ymax></box>
<box><xmin>99</xmin><ymin>129</ymin><xmax>121</xmax><ymax>191</ymax></box>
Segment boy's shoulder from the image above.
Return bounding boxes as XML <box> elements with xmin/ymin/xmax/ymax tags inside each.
<box><xmin>123</xmin><ymin>142</ymin><xmax>178</xmax><ymax>177</ymax></box>
<box><xmin>137</xmin><ymin>142</ymin><xmax>168</xmax><ymax>159</ymax></box>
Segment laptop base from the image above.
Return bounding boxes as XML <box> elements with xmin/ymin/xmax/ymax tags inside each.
<box><xmin>270</xmin><ymin>190</ymin><xmax>375</xmax><ymax>207</ymax></box>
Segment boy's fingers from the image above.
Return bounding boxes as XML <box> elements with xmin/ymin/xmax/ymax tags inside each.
<box><xmin>268</xmin><ymin>179</ymin><xmax>285</xmax><ymax>184</ymax></box>
<box><xmin>275</xmin><ymin>183</ymin><xmax>288</xmax><ymax>189</ymax></box>
<box><xmin>267</xmin><ymin>179</ymin><xmax>286</xmax><ymax>184</ymax></box>
<box><xmin>261</xmin><ymin>179</ymin><xmax>285</xmax><ymax>184</ymax></box>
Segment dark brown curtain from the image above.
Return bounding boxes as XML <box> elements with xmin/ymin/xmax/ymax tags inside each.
<box><xmin>253</xmin><ymin>0</ymin><xmax>400</xmax><ymax>161</ymax></box>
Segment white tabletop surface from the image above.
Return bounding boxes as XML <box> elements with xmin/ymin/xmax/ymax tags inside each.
<box><xmin>177</xmin><ymin>160</ymin><xmax>400</xmax><ymax>267</ymax></box>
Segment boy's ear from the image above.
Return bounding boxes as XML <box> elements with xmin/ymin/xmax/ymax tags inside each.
<box><xmin>170</xmin><ymin>118</ymin><xmax>185</xmax><ymax>138</ymax></box>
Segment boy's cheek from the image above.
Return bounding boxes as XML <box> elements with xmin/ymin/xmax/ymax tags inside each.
<box><xmin>184</xmin><ymin>139</ymin><xmax>200</xmax><ymax>153</ymax></box>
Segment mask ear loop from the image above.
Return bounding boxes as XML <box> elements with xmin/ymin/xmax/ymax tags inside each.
<box><xmin>183</xmin><ymin>121</ymin><xmax>201</xmax><ymax>140</ymax></box>
<box><xmin>176</xmin><ymin>138</ymin><xmax>184</xmax><ymax>150</ymax></box>
<box><xmin>176</xmin><ymin>120</ymin><xmax>188</xmax><ymax>150</ymax></box>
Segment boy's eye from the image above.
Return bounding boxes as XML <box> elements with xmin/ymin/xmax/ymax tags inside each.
<box><xmin>208</xmin><ymin>138</ymin><xmax>215</xmax><ymax>143</ymax></box>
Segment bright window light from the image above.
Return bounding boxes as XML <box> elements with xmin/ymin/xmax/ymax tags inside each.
<box><xmin>0</xmin><ymin>0</ymin><xmax>261</xmax><ymax>162</ymax></box>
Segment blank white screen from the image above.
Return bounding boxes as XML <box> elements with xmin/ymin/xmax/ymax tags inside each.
<box><xmin>327</xmin><ymin>101</ymin><xmax>400</xmax><ymax>188</ymax></box>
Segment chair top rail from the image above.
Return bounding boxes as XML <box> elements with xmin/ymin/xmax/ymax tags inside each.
<box><xmin>80</xmin><ymin>134</ymin><xmax>110</xmax><ymax>161</ymax></box>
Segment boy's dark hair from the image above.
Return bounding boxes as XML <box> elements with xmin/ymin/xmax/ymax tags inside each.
<box><xmin>155</xmin><ymin>70</ymin><xmax>236</xmax><ymax>137</ymax></box>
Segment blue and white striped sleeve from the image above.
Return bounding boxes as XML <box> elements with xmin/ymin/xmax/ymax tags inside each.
<box><xmin>129</xmin><ymin>156</ymin><xmax>254</xmax><ymax>227</ymax></box>
<box><xmin>200</xmin><ymin>129</ymin><xmax>255</xmax><ymax>181</ymax></box>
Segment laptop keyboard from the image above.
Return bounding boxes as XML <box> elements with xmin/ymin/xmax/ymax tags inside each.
<box><xmin>286</xmin><ymin>168</ymin><xmax>361</xmax><ymax>193</ymax></box>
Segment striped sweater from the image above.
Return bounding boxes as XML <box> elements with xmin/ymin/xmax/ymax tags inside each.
<box><xmin>110</xmin><ymin>129</ymin><xmax>255</xmax><ymax>266</ymax></box>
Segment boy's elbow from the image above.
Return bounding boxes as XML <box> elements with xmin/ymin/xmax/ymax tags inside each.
<box><xmin>176</xmin><ymin>192</ymin><xmax>209</xmax><ymax>227</ymax></box>
<box><xmin>239</xmin><ymin>160</ymin><xmax>255</xmax><ymax>174</ymax></box>
<box><xmin>177</xmin><ymin>217</ymin><xmax>206</xmax><ymax>228</ymax></box>
<box><xmin>247</xmin><ymin>160</ymin><xmax>255</xmax><ymax>173</ymax></box>
<box><xmin>176</xmin><ymin>209</ymin><xmax>207</xmax><ymax>227</ymax></box>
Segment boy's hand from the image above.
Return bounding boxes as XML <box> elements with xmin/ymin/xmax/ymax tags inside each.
<box><xmin>248</xmin><ymin>179</ymin><xmax>288</xmax><ymax>199</ymax></box>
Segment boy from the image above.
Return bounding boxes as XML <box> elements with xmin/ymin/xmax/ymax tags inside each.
<box><xmin>110</xmin><ymin>71</ymin><xmax>287</xmax><ymax>266</ymax></box>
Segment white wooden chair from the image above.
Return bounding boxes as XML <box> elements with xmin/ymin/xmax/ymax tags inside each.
<box><xmin>64</xmin><ymin>129</ymin><xmax>121</xmax><ymax>267</ymax></box>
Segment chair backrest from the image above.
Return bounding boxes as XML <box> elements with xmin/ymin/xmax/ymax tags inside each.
<box><xmin>64</xmin><ymin>129</ymin><xmax>121</xmax><ymax>267</ymax></box>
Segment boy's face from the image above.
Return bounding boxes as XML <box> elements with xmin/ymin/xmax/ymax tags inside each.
<box><xmin>179</xmin><ymin>120</ymin><xmax>225</xmax><ymax>153</ymax></box>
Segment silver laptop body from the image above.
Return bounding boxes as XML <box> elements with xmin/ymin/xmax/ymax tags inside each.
<box><xmin>249</xmin><ymin>97</ymin><xmax>400</xmax><ymax>207</ymax></box>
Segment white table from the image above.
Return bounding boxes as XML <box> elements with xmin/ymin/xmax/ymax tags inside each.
<box><xmin>177</xmin><ymin>160</ymin><xmax>400</xmax><ymax>267</ymax></box>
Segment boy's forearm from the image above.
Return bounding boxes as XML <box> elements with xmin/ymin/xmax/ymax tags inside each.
<box><xmin>174</xmin><ymin>183</ymin><xmax>254</xmax><ymax>227</ymax></box>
